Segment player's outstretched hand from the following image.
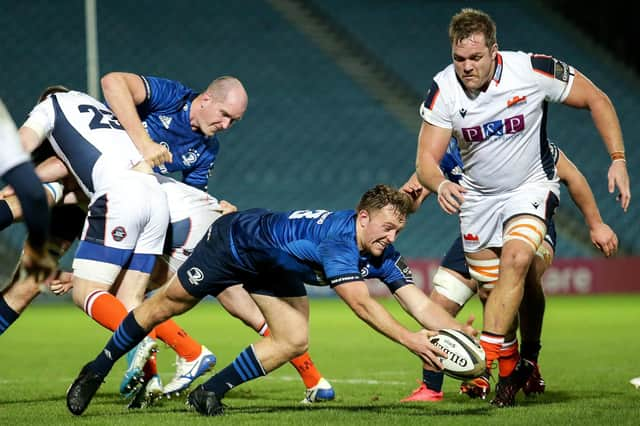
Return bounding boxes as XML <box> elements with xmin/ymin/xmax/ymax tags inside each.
<box><xmin>461</xmin><ymin>314</ymin><xmax>478</xmax><ymax>337</ymax></box>
<box><xmin>49</xmin><ymin>271</ymin><xmax>74</xmax><ymax>295</ymax></box>
<box><xmin>437</xmin><ymin>180</ymin><xmax>465</xmax><ymax>214</ymax></box>
<box><xmin>590</xmin><ymin>222</ymin><xmax>618</xmax><ymax>257</ymax></box>
<box><xmin>608</xmin><ymin>161</ymin><xmax>630</xmax><ymax>212</ymax></box>
<box><xmin>409</xmin><ymin>329</ymin><xmax>445</xmax><ymax>370</ymax></box>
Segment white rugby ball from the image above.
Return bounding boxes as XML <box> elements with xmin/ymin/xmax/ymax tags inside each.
<box><xmin>429</xmin><ymin>329</ymin><xmax>485</xmax><ymax>380</ymax></box>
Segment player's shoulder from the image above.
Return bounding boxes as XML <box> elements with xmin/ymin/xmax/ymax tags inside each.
<box><xmin>432</xmin><ymin>64</ymin><xmax>458</xmax><ymax>87</ymax></box>
<box><xmin>142</xmin><ymin>76</ymin><xmax>197</xmax><ymax>108</ymax></box>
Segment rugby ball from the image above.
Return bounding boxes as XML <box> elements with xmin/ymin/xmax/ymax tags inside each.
<box><xmin>429</xmin><ymin>329</ymin><xmax>485</xmax><ymax>380</ymax></box>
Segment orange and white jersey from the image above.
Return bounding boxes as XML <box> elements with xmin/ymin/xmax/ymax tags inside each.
<box><xmin>420</xmin><ymin>51</ymin><xmax>574</xmax><ymax>195</ymax></box>
<box><xmin>23</xmin><ymin>91</ymin><xmax>143</xmax><ymax>198</ymax></box>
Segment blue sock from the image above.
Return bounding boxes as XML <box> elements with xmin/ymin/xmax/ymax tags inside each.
<box><xmin>91</xmin><ymin>312</ymin><xmax>148</xmax><ymax>377</ymax></box>
<box><xmin>423</xmin><ymin>368</ymin><xmax>444</xmax><ymax>392</ymax></box>
<box><xmin>0</xmin><ymin>296</ymin><xmax>19</xmax><ymax>335</ymax></box>
<box><xmin>0</xmin><ymin>200</ymin><xmax>14</xmax><ymax>231</ymax></box>
<box><xmin>202</xmin><ymin>345</ymin><xmax>266</xmax><ymax>397</ymax></box>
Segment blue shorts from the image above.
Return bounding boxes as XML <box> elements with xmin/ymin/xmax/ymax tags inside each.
<box><xmin>177</xmin><ymin>211</ymin><xmax>308</xmax><ymax>299</ymax></box>
<box><xmin>441</xmin><ymin>219</ymin><xmax>557</xmax><ymax>278</ymax></box>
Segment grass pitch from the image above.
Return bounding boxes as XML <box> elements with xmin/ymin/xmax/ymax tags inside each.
<box><xmin>1</xmin><ymin>294</ymin><xmax>639</xmax><ymax>425</ymax></box>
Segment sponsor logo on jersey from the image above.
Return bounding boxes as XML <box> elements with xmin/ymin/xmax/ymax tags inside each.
<box><xmin>554</xmin><ymin>60</ymin><xmax>570</xmax><ymax>82</ymax></box>
<box><xmin>463</xmin><ymin>233</ymin><xmax>479</xmax><ymax>242</ymax></box>
<box><xmin>159</xmin><ymin>115</ymin><xmax>172</xmax><ymax>129</ymax></box>
<box><xmin>461</xmin><ymin>114</ymin><xmax>524</xmax><ymax>143</ymax></box>
<box><xmin>360</xmin><ymin>266</ymin><xmax>369</xmax><ymax>277</ymax></box>
<box><xmin>182</xmin><ymin>148</ymin><xmax>199</xmax><ymax>167</ymax></box>
<box><xmin>459</xmin><ymin>108</ymin><xmax>467</xmax><ymax>118</ymax></box>
<box><xmin>187</xmin><ymin>267</ymin><xmax>204</xmax><ymax>285</ymax></box>
<box><xmin>111</xmin><ymin>226</ymin><xmax>127</xmax><ymax>241</ymax></box>
<box><xmin>394</xmin><ymin>256</ymin><xmax>414</xmax><ymax>283</ymax></box>
<box><xmin>507</xmin><ymin>95</ymin><xmax>527</xmax><ymax>108</ymax></box>
<box><xmin>532</xmin><ymin>201</ymin><xmax>540</xmax><ymax>209</ymax></box>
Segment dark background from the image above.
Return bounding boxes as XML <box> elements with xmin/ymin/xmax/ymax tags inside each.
<box><xmin>541</xmin><ymin>2</ymin><xmax>639</xmax><ymax>73</ymax></box>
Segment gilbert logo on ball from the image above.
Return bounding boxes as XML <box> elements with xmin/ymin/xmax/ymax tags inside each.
<box><xmin>429</xmin><ymin>329</ymin><xmax>485</xmax><ymax>380</ymax></box>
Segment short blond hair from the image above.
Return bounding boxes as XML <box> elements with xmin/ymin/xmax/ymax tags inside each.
<box><xmin>357</xmin><ymin>184</ymin><xmax>413</xmax><ymax>218</ymax></box>
<box><xmin>449</xmin><ymin>8</ymin><xmax>497</xmax><ymax>48</ymax></box>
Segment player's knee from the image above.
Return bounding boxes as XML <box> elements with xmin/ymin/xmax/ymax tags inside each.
<box><xmin>501</xmin><ymin>248</ymin><xmax>534</xmax><ymax>276</ymax></box>
<box><xmin>277</xmin><ymin>332</ymin><xmax>309</xmax><ymax>359</ymax></box>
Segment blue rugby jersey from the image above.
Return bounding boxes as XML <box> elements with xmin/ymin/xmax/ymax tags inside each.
<box><xmin>136</xmin><ymin>76</ymin><xmax>219</xmax><ymax>190</ymax></box>
<box><xmin>229</xmin><ymin>209</ymin><xmax>414</xmax><ymax>292</ymax></box>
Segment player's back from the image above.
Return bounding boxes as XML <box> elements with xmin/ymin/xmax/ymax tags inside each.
<box><xmin>34</xmin><ymin>91</ymin><xmax>143</xmax><ymax>196</ymax></box>
<box><xmin>231</xmin><ymin>209</ymin><xmax>356</xmax><ymax>265</ymax></box>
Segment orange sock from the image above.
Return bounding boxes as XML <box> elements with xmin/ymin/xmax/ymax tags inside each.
<box><xmin>154</xmin><ymin>319</ymin><xmax>202</xmax><ymax>361</ymax></box>
<box><xmin>480</xmin><ymin>331</ymin><xmax>504</xmax><ymax>372</ymax></box>
<box><xmin>84</xmin><ymin>290</ymin><xmax>128</xmax><ymax>331</ymax></box>
<box><xmin>143</xmin><ymin>352</ymin><xmax>158</xmax><ymax>380</ymax></box>
<box><xmin>290</xmin><ymin>352</ymin><xmax>322</xmax><ymax>388</ymax></box>
<box><xmin>257</xmin><ymin>322</ymin><xmax>323</xmax><ymax>388</ymax></box>
<box><xmin>498</xmin><ymin>338</ymin><xmax>519</xmax><ymax>377</ymax></box>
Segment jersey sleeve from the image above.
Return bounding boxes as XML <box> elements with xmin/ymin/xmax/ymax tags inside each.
<box><xmin>140</xmin><ymin>76</ymin><xmax>191</xmax><ymax>113</ymax></box>
<box><xmin>378</xmin><ymin>251</ymin><xmax>415</xmax><ymax>293</ymax></box>
<box><xmin>529</xmin><ymin>54</ymin><xmax>575</xmax><ymax>103</ymax></box>
<box><xmin>419</xmin><ymin>76</ymin><xmax>453</xmax><ymax>129</ymax></box>
<box><xmin>317</xmin><ymin>238</ymin><xmax>363</xmax><ymax>287</ymax></box>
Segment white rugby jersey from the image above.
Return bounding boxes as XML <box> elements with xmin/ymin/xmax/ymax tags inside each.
<box><xmin>420</xmin><ymin>51</ymin><xmax>574</xmax><ymax>195</ymax></box>
<box><xmin>23</xmin><ymin>91</ymin><xmax>143</xmax><ymax>197</ymax></box>
<box><xmin>0</xmin><ymin>98</ymin><xmax>29</xmax><ymax>176</ymax></box>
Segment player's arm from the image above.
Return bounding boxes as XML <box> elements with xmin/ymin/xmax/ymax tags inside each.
<box><xmin>2</xmin><ymin>162</ymin><xmax>56</xmax><ymax>281</ymax></box>
<box><xmin>415</xmin><ymin>122</ymin><xmax>464</xmax><ymax>214</ymax></box>
<box><xmin>392</xmin><ymin>284</ymin><xmax>476</xmax><ymax>336</ymax></box>
<box><xmin>557</xmin><ymin>150</ymin><xmax>618</xmax><ymax>256</ymax></box>
<box><xmin>101</xmin><ymin>72</ymin><xmax>172</xmax><ymax>167</ymax></box>
<box><xmin>562</xmin><ymin>71</ymin><xmax>630</xmax><ymax>211</ymax></box>
<box><xmin>333</xmin><ymin>280</ymin><xmax>445</xmax><ymax>369</ymax></box>
<box><xmin>400</xmin><ymin>172</ymin><xmax>432</xmax><ymax>212</ymax></box>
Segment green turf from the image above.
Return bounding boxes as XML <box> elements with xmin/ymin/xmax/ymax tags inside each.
<box><xmin>1</xmin><ymin>294</ymin><xmax>639</xmax><ymax>425</ymax></box>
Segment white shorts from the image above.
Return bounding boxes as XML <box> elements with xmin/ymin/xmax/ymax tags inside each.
<box><xmin>460</xmin><ymin>182</ymin><xmax>559</xmax><ymax>253</ymax></box>
<box><xmin>156</xmin><ymin>175</ymin><xmax>223</xmax><ymax>271</ymax></box>
<box><xmin>72</xmin><ymin>171</ymin><xmax>169</xmax><ymax>282</ymax></box>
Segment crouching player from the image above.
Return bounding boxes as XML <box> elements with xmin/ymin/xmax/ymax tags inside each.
<box><xmin>67</xmin><ymin>184</ymin><xmax>476</xmax><ymax>416</ymax></box>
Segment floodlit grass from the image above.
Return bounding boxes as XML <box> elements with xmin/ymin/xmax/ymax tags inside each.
<box><xmin>1</xmin><ymin>294</ymin><xmax>639</xmax><ymax>425</ymax></box>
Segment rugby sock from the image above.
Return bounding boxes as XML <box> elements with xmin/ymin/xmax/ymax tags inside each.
<box><xmin>154</xmin><ymin>319</ymin><xmax>202</xmax><ymax>361</ymax></box>
<box><xmin>498</xmin><ymin>338</ymin><xmax>519</xmax><ymax>377</ymax></box>
<box><xmin>480</xmin><ymin>331</ymin><xmax>504</xmax><ymax>372</ymax></box>
<box><xmin>202</xmin><ymin>345</ymin><xmax>266</xmax><ymax>398</ymax></box>
<box><xmin>0</xmin><ymin>295</ymin><xmax>19</xmax><ymax>335</ymax></box>
<box><xmin>423</xmin><ymin>368</ymin><xmax>444</xmax><ymax>392</ymax></box>
<box><xmin>520</xmin><ymin>340</ymin><xmax>541</xmax><ymax>363</ymax></box>
<box><xmin>92</xmin><ymin>312</ymin><xmax>148</xmax><ymax>377</ymax></box>
<box><xmin>258</xmin><ymin>322</ymin><xmax>322</xmax><ymax>388</ymax></box>
<box><xmin>0</xmin><ymin>200</ymin><xmax>14</xmax><ymax>231</ymax></box>
<box><xmin>143</xmin><ymin>352</ymin><xmax>158</xmax><ymax>379</ymax></box>
<box><xmin>290</xmin><ymin>353</ymin><xmax>322</xmax><ymax>388</ymax></box>
<box><xmin>84</xmin><ymin>290</ymin><xmax>128</xmax><ymax>331</ymax></box>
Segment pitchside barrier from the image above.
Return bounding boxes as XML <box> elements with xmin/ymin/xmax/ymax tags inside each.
<box><xmin>306</xmin><ymin>258</ymin><xmax>640</xmax><ymax>298</ymax></box>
